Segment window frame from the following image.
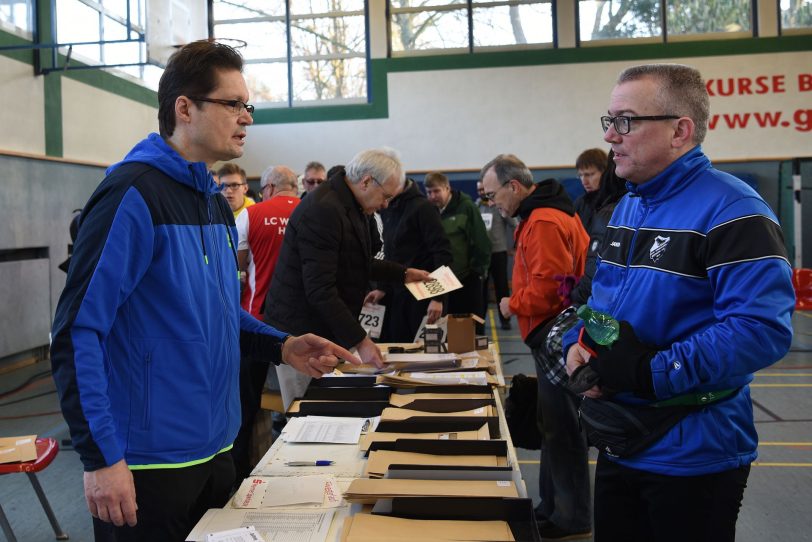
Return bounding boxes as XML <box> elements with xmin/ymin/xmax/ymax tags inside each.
<box><xmin>211</xmin><ymin>0</ymin><xmax>371</xmax><ymax>109</ymax></box>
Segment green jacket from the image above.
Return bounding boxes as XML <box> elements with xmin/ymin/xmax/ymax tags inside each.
<box><xmin>440</xmin><ymin>190</ymin><xmax>491</xmax><ymax>280</ymax></box>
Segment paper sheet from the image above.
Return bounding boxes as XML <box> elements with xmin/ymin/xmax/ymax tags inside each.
<box><xmin>187</xmin><ymin>509</ymin><xmax>334</xmax><ymax>542</ymax></box>
<box><xmin>252</xmin><ymin>442</ymin><xmax>366</xmax><ymax>478</ymax></box>
<box><xmin>405</xmin><ymin>266</ymin><xmax>462</xmax><ymax>300</ymax></box>
<box><xmin>282</xmin><ymin>416</ymin><xmax>365</xmax><ymax>444</ymax></box>
<box><xmin>231</xmin><ymin>476</ymin><xmax>342</xmax><ymax>509</ymax></box>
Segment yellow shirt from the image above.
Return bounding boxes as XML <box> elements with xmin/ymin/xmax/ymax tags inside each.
<box><xmin>233</xmin><ymin>196</ymin><xmax>255</xmax><ymax>219</ymax></box>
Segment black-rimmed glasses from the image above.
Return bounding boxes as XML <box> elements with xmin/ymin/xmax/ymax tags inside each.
<box><xmin>220</xmin><ymin>182</ymin><xmax>246</xmax><ymax>191</ymax></box>
<box><xmin>601</xmin><ymin>115</ymin><xmax>680</xmax><ymax>135</ymax></box>
<box><xmin>188</xmin><ymin>96</ymin><xmax>255</xmax><ymax>116</ymax></box>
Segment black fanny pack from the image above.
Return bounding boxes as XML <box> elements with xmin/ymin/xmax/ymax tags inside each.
<box><xmin>579</xmin><ymin>389</ymin><xmax>737</xmax><ymax>458</ymax></box>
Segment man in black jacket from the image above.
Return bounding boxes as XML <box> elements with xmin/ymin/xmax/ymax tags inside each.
<box><xmin>265</xmin><ymin>148</ymin><xmax>430</xmax><ymax>406</ymax></box>
<box><xmin>365</xmin><ymin>178</ymin><xmax>453</xmax><ymax>342</ymax></box>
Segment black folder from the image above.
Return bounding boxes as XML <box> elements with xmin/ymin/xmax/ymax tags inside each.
<box><xmin>367</xmin><ymin>439</ymin><xmax>508</xmax><ymax>456</ymax></box>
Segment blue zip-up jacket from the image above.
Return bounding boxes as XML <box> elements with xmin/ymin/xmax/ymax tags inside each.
<box><xmin>51</xmin><ymin>133</ymin><xmax>287</xmax><ymax>471</ymax></box>
<box><xmin>563</xmin><ymin>146</ymin><xmax>794</xmax><ymax>476</ymax></box>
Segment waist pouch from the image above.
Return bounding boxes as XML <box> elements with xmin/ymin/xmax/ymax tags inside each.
<box><xmin>579</xmin><ymin>393</ymin><xmax>734</xmax><ymax>459</ymax></box>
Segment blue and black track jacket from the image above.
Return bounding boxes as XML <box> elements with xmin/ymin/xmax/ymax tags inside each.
<box><xmin>563</xmin><ymin>146</ymin><xmax>795</xmax><ymax>476</ymax></box>
<box><xmin>51</xmin><ymin>133</ymin><xmax>287</xmax><ymax>471</ymax></box>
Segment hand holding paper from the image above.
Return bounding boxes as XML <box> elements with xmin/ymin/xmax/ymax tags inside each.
<box><xmin>406</xmin><ymin>266</ymin><xmax>463</xmax><ymax>301</ymax></box>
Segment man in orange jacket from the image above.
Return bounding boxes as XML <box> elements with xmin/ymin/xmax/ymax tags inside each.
<box><xmin>481</xmin><ymin>153</ymin><xmax>591</xmax><ymax>540</ymax></box>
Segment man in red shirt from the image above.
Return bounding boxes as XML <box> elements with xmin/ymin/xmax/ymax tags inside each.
<box><xmin>236</xmin><ymin>165</ymin><xmax>300</xmax><ymax>319</ymax></box>
<box><xmin>232</xmin><ymin>165</ymin><xmax>300</xmax><ymax>479</ymax></box>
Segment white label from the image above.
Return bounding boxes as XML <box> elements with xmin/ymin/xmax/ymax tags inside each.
<box><xmin>496</xmin><ymin>481</ymin><xmax>511</xmax><ymax>487</ymax></box>
<box><xmin>481</xmin><ymin>212</ymin><xmax>494</xmax><ymax>231</ymax></box>
<box><xmin>358</xmin><ymin>303</ymin><xmax>385</xmax><ymax>339</ymax></box>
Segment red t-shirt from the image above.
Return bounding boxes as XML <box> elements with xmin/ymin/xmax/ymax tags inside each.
<box><xmin>237</xmin><ymin>194</ymin><xmax>301</xmax><ymax>318</ymax></box>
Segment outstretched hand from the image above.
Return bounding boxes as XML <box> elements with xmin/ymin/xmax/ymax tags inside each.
<box><xmin>283</xmin><ymin>334</ymin><xmax>362</xmax><ymax>377</ymax></box>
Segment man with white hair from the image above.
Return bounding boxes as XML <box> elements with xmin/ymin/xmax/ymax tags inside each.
<box><xmin>265</xmin><ymin>148</ymin><xmax>430</xmax><ymax>406</ymax></box>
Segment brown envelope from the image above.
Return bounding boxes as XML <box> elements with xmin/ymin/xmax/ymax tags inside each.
<box><xmin>381</xmin><ymin>406</ymin><xmax>494</xmax><ymax>421</ymax></box>
<box><xmin>389</xmin><ymin>393</ymin><xmax>493</xmax><ymax>407</ymax></box>
<box><xmin>343</xmin><ymin>513</ymin><xmax>515</xmax><ymax>542</ymax></box>
<box><xmin>344</xmin><ymin>478</ymin><xmax>519</xmax><ymax>504</ymax></box>
<box><xmin>359</xmin><ymin>426</ymin><xmax>490</xmax><ymax>451</ymax></box>
<box><xmin>365</xmin><ymin>450</ymin><xmax>503</xmax><ymax>478</ymax></box>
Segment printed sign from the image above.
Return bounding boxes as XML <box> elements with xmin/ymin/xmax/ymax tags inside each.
<box><xmin>358</xmin><ymin>303</ymin><xmax>385</xmax><ymax>339</ymax></box>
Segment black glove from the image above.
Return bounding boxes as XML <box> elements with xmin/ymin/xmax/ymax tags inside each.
<box><xmin>578</xmin><ymin>321</ymin><xmax>658</xmax><ymax>399</ymax></box>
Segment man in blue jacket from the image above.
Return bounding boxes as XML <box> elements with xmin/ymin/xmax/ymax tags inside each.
<box><xmin>564</xmin><ymin>64</ymin><xmax>794</xmax><ymax>541</ymax></box>
<box><xmin>50</xmin><ymin>40</ymin><xmax>359</xmax><ymax>541</ymax></box>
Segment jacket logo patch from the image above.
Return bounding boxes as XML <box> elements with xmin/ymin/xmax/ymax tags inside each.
<box><xmin>649</xmin><ymin>235</ymin><xmax>671</xmax><ymax>262</ymax></box>
<box><xmin>610</xmin><ymin>241</ymin><xmax>621</xmax><ymax>248</ymax></box>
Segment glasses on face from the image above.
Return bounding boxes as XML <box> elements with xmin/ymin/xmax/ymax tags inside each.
<box><xmin>220</xmin><ymin>182</ymin><xmax>246</xmax><ymax>191</ymax></box>
<box><xmin>188</xmin><ymin>96</ymin><xmax>255</xmax><ymax>116</ymax></box>
<box><xmin>483</xmin><ymin>181</ymin><xmax>510</xmax><ymax>201</ymax></box>
<box><xmin>601</xmin><ymin>115</ymin><xmax>680</xmax><ymax>135</ymax></box>
<box><xmin>303</xmin><ymin>178</ymin><xmax>324</xmax><ymax>187</ymax></box>
<box><xmin>371</xmin><ymin>177</ymin><xmax>395</xmax><ymax>203</ymax></box>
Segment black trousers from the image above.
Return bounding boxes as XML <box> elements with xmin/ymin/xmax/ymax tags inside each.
<box><xmin>232</xmin><ymin>358</ymin><xmax>271</xmax><ymax>480</ymax></box>
<box><xmin>380</xmin><ymin>286</ymin><xmax>433</xmax><ymax>343</ymax></box>
<box><xmin>92</xmin><ymin>452</ymin><xmax>235</xmax><ymax>542</ymax></box>
<box><xmin>534</xmin><ymin>351</ymin><xmax>591</xmax><ymax>531</ymax></box>
<box><xmin>594</xmin><ymin>454</ymin><xmax>750</xmax><ymax>542</ymax></box>
<box><xmin>483</xmin><ymin>251</ymin><xmax>510</xmax><ymax>324</ymax></box>
<box><xmin>447</xmin><ymin>273</ymin><xmax>484</xmax><ymax>334</ymax></box>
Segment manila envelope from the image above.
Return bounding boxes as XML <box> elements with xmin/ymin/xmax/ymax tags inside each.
<box><xmin>341</xmin><ymin>513</ymin><xmax>515</xmax><ymax>542</ymax></box>
<box><xmin>389</xmin><ymin>393</ymin><xmax>493</xmax><ymax>408</ymax></box>
<box><xmin>381</xmin><ymin>406</ymin><xmax>494</xmax><ymax>421</ymax></box>
<box><xmin>365</xmin><ymin>450</ymin><xmax>503</xmax><ymax>478</ymax></box>
<box><xmin>359</xmin><ymin>426</ymin><xmax>490</xmax><ymax>451</ymax></box>
<box><xmin>344</xmin><ymin>478</ymin><xmax>518</xmax><ymax>504</ymax></box>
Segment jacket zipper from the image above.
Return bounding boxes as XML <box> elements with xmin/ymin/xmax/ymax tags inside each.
<box><xmin>142</xmin><ymin>352</ymin><xmax>152</xmax><ymax>429</ymax></box>
<box><xmin>610</xmin><ymin>200</ymin><xmax>650</xmax><ymax>315</ymax></box>
<box><xmin>207</xmin><ymin>197</ymin><xmax>234</xmax><ymax>450</ymax></box>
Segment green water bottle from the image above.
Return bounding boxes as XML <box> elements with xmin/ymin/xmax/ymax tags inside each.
<box><xmin>576</xmin><ymin>305</ymin><xmax>620</xmax><ymax>346</ymax></box>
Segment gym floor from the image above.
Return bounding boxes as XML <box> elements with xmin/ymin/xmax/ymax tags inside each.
<box><xmin>1</xmin><ymin>310</ymin><xmax>810</xmax><ymax>541</ymax></box>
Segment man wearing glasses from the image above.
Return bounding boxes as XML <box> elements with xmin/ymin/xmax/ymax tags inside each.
<box><xmin>564</xmin><ymin>64</ymin><xmax>794</xmax><ymax>541</ymax></box>
<box><xmin>50</xmin><ymin>40</ymin><xmax>360</xmax><ymax>541</ymax></box>
<box><xmin>217</xmin><ymin>162</ymin><xmax>255</xmax><ymax>217</ymax></box>
<box><xmin>265</xmin><ymin>148</ymin><xmax>431</xmax><ymax>407</ymax></box>
<box><xmin>301</xmin><ymin>161</ymin><xmax>327</xmax><ymax>196</ymax></box>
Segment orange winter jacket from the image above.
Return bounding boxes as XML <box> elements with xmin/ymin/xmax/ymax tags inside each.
<box><xmin>510</xmin><ymin>206</ymin><xmax>589</xmax><ymax>342</ymax></box>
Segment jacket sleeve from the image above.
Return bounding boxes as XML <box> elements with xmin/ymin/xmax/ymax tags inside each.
<box><xmin>467</xmin><ymin>202</ymin><xmax>491</xmax><ymax>278</ymax></box>
<box><xmin>298</xmin><ymin>203</ymin><xmax>368</xmax><ymax>348</ymax></box>
<box><xmin>50</xmin><ymin>185</ymin><xmax>155</xmax><ymax>471</ymax></box>
<box><xmin>650</xmin><ymin>201</ymin><xmax>794</xmax><ymax>399</ymax></box>
<box><xmin>509</xmin><ymin>218</ymin><xmax>578</xmax><ymax>324</ymax></box>
<box><xmin>419</xmin><ymin>203</ymin><xmax>453</xmax><ymax>271</ymax></box>
<box><xmin>239</xmin><ymin>309</ymin><xmax>288</xmax><ymax>364</ymax></box>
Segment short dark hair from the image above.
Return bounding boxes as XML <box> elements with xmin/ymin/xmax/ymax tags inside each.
<box><xmin>618</xmin><ymin>64</ymin><xmax>710</xmax><ymax>144</ymax></box>
<box><xmin>424</xmin><ymin>172</ymin><xmax>450</xmax><ymax>189</ymax></box>
<box><xmin>575</xmin><ymin>148</ymin><xmax>608</xmax><ymax>172</ymax></box>
<box><xmin>216</xmin><ymin>162</ymin><xmax>246</xmax><ymax>180</ymax></box>
<box><xmin>305</xmin><ymin>161</ymin><xmax>325</xmax><ymax>173</ymax></box>
<box><xmin>158</xmin><ymin>40</ymin><xmax>244</xmax><ymax>138</ymax></box>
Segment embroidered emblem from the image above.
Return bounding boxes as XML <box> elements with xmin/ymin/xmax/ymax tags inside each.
<box><xmin>649</xmin><ymin>235</ymin><xmax>671</xmax><ymax>262</ymax></box>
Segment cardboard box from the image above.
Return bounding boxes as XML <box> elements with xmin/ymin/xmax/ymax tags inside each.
<box><xmin>0</xmin><ymin>435</ymin><xmax>37</xmax><ymax>464</ymax></box>
<box><xmin>446</xmin><ymin>314</ymin><xmax>485</xmax><ymax>354</ymax></box>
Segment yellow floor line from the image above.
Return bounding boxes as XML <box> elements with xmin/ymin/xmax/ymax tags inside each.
<box><xmin>797</xmin><ymin>311</ymin><xmax>812</xmax><ymax>319</ymax></box>
<box><xmin>756</xmin><ymin>373</ymin><xmax>812</xmax><ymax>377</ymax></box>
<box><xmin>759</xmin><ymin>442</ymin><xmax>812</xmax><ymax>446</ymax></box>
<box><xmin>488</xmin><ymin>308</ymin><xmax>500</xmax><ymax>357</ymax></box>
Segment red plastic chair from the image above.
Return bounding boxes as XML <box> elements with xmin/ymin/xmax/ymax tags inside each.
<box><xmin>793</xmin><ymin>268</ymin><xmax>812</xmax><ymax>310</ymax></box>
<box><xmin>0</xmin><ymin>437</ymin><xmax>68</xmax><ymax>541</ymax></box>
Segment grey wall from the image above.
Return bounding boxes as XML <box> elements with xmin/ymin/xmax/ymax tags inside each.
<box><xmin>0</xmin><ymin>154</ymin><xmax>105</xmax><ymax>360</ymax></box>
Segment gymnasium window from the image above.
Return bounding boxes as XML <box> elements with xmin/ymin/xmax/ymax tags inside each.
<box><xmin>389</xmin><ymin>0</ymin><xmax>554</xmax><ymax>54</ymax></box>
<box><xmin>780</xmin><ymin>0</ymin><xmax>812</xmax><ymax>31</ymax></box>
<box><xmin>211</xmin><ymin>0</ymin><xmax>369</xmax><ymax>107</ymax></box>
<box><xmin>0</xmin><ymin>0</ymin><xmax>33</xmax><ymax>38</ymax></box>
<box><xmin>578</xmin><ymin>0</ymin><xmax>753</xmax><ymax>44</ymax></box>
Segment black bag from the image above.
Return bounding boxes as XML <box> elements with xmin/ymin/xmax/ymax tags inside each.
<box><xmin>579</xmin><ymin>397</ymin><xmax>697</xmax><ymax>458</ymax></box>
<box><xmin>505</xmin><ymin>374</ymin><xmax>542</xmax><ymax>450</ymax></box>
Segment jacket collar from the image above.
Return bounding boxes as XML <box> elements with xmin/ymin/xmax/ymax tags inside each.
<box><xmin>626</xmin><ymin>146</ymin><xmax>710</xmax><ymax>205</ymax></box>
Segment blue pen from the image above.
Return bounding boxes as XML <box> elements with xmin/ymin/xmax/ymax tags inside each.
<box><xmin>284</xmin><ymin>460</ymin><xmax>334</xmax><ymax>466</ymax></box>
